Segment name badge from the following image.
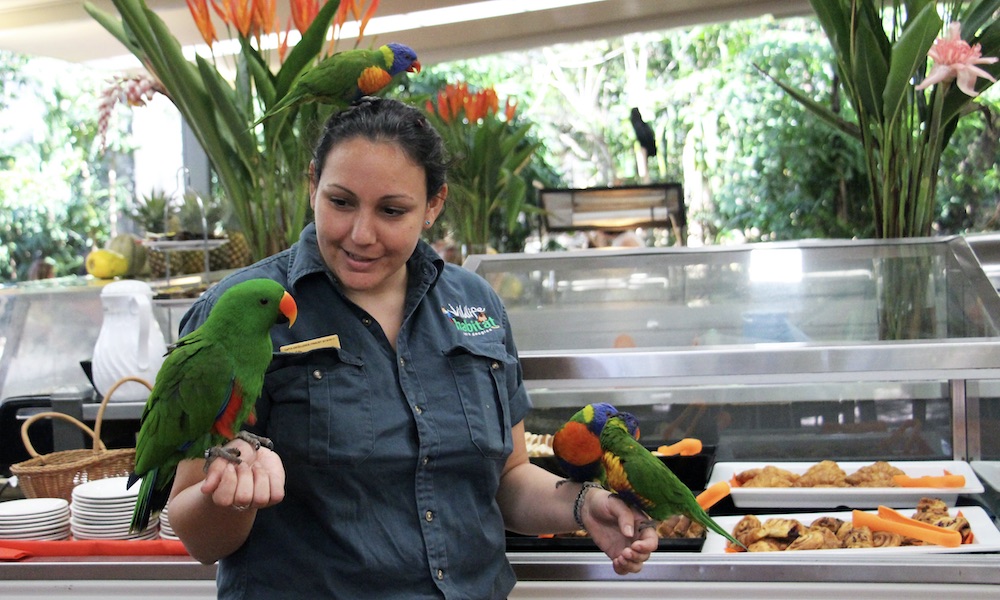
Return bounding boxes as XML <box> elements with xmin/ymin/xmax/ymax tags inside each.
<box><xmin>280</xmin><ymin>334</ymin><xmax>341</xmax><ymax>353</ymax></box>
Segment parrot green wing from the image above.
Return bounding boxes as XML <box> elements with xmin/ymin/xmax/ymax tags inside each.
<box><xmin>131</xmin><ymin>334</ymin><xmax>240</xmax><ymax>479</ymax></box>
<box><xmin>254</xmin><ymin>43</ymin><xmax>419</xmax><ymax>125</ymax></box>
<box><xmin>128</xmin><ymin>278</ymin><xmax>296</xmax><ymax>533</ymax></box>
<box><xmin>600</xmin><ymin>417</ymin><xmax>744</xmax><ymax>548</ymax></box>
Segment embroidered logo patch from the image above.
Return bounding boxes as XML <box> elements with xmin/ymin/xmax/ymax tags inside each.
<box><xmin>442</xmin><ymin>303</ymin><xmax>501</xmax><ymax>336</ymax></box>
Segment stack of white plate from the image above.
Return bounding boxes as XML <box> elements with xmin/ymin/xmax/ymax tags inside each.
<box><xmin>0</xmin><ymin>498</ymin><xmax>71</xmax><ymax>540</ymax></box>
<box><xmin>159</xmin><ymin>504</ymin><xmax>179</xmax><ymax>540</ymax></box>
<box><xmin>70</xmin><ymin>477</ymin><xmax>158</xmax><ymax>540</ymax></box>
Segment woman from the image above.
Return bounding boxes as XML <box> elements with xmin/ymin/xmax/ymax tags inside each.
<box><xmin>167</xmin><ymin>97</ymin><xmax>657</xmax><ymax>599</ymax></box>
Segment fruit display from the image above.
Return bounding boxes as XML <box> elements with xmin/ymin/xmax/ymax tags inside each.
<box><xmin>85</xmin><ymin>248</ymin><xmax>129</xmax><ymax>279</ymax></box>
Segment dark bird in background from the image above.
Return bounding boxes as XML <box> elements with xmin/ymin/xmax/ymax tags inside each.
<box><xmin>630</xmin><ymin>107</ymin><xmax>657</xmax><ymax>158</ymax></box>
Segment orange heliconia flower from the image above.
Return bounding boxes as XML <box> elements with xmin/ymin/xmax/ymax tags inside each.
<box><xmin>251</xmin><ymin>0</ymin><xmax>278</xmax><ymax>39</ymax></box>
<box><xmin>290</xmin><ymin>0</ymin><xmax>319</xmax><ymax>33</ymax></box>
<box><xmin>335</xmin><ymin>0</ymin><xmax>380</xmax><ymax>41</ymax></box>
<box><xmin>504</xmin><ymin>97</ymin><xmax>518</xmax><ymax>122</ymax></box>
<box><xmin>186</xmin><ymin>0</ymin><xmax>218</xmax><ymax>46</ymax></box>
<box><xmin>278</xmin><ymin>18</ymin><xmax>293</xmax><ymax>62</ymax></box>
<box><xmin>430</xmin><ymin>82</ymin><xmax>514</xmax><ymax>125</ymax></box>
<box><xmin>212</xmin><ymin>0</ymin><xmax>253</xmax><ymax>38</ymax></box>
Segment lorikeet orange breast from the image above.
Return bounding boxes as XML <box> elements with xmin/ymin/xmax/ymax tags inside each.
<box><xmin>552</xmin><ymin>403</ymin><xmax>639</xmax><ymax>483</ymax></box>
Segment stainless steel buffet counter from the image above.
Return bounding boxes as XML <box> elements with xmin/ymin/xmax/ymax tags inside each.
<box><xmin>3</xmin><ymin>237</ymin><xmax>1000</xmax><ymax>596</ymax></box>
<box><xmin>2</xmin><ymin>553</ymin><xmax>999</xmax><ymax>599</ymax></box>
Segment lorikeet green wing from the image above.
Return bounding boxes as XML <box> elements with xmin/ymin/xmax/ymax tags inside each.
<box><xmin>127</xmin><ymin>278</ymin><xmax>297</xmax><ymax>534</ymax></box>
<box><xmin>552</xmin><ymin>403</ymin><xmax>640</xmax><ymax>484</ymax></box>
<box><xmin>254</xmin><ymin>42</ymin><xmax>420</xmax><ymax>125</ymax></box>
<box><xmin>600</xmin><ymin>415</ymin><xmax>745</xmax><ymax>548</ymax></box>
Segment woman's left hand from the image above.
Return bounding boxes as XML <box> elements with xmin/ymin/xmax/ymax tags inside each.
<box><xmin>581</xmin><ymin>489</ymin><xmax>659</xmax><ymax>574</ymax></box>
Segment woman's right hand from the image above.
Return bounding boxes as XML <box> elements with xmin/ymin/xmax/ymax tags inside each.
<box><xmin>200</xmin><ymin>437</ymin><xmax>286</xmax><ymax>512</ymax></box>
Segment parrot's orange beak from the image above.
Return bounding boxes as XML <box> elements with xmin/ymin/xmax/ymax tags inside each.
<box><xmin>280</xmin><ymin>291</ymin><xmax>297</xmax><ymax>328</ymax></box>
<box><xmin>409</xmin><ymin>60</ymin><xmax>421</xmax><ymax>74</ymax></box>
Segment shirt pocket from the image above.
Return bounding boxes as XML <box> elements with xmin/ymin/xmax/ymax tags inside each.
<box><xmin>444</xmin><ymin>342</ymin><xmax>514</xmax><ymax>459</ymax></box>
<box><xmin>264</xmin><ymin>348</ymin><xmax>374</xmax><ymax>466</ymax></box>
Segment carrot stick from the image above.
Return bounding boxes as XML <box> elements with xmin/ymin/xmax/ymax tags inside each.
<box><xmin>892</xmin><ymin>474</ymin><xmax>966</xmax><ymax>488</ymax></box>
<box><xmin>696</xmin><ymin>480</ymin><xmax>732</xmax><ymax>510</ymax></box>
<box><xmin>729</xmin><ymin>475</ymin><xmax>741</xmax><ymax>488</ymax></box>
<box><xmin>657</xmin><ymin>438</ymin><xmax>703</xmax><ymax>456</ymax></box>
<box><xmin>852</xmin><ymin>508</ymin><xmax>961</xmax><ymax>548</ymax></box>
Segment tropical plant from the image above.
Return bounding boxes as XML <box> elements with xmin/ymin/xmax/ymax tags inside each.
<box><xmin>765</xmin><ymin>0</ymin><xmax>1000</xmax><ymax>239</ymax></box>
<box><xmin>84</xmin><ymin>0</ymin><xmax>389</xmax><ymax>260</ymax></box>
<box><xmin>423</xmin><ymin>82</ymin><xmax>541</xmax><ymax>254</ymax></box>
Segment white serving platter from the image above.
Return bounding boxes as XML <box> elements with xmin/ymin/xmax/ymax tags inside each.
<box><xmin>703</xmin><ymin>506</ymin><xmax>1000</xmax><ymax>556</ymax></box>
<box><xmin>970</xmin><ymin>461</ymin><xmax>1000</xmax><ymax>493</ymax></box>
<box><xmin>707</xmin><ymin>461</ymin><xmax>984</xmax><ymax>509</ymax></box>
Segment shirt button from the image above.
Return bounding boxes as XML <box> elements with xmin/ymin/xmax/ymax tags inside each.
<box><xmin>399</xmin><ymin>357</ymin><xmax>406</xmax><ymax>367</ymax></box>
<box><xmin>422</xmin><ymin>456</ymin><xmax>430</xmax><ymax>466</ymax></box>
<box><xmin>312</xmin><ymin>370</ymin><xmax>323</xmax><ymax>380</ymax></box>
<box><xmin>425</xmin><ymin>510</ymin><xmax>434</xmax><ymax>522</ymax></box>
<box><xmin>362</xmin><ymin>317</ymin><xmax>372</xmax><ymax>326</ymax></box>
<box><xmin>491</xmin><ymin>361</ymin><xmax>500</xmax><ymax>370</ymax></box>
<box><xmin>436</xmin><ymin>569</ymin><xmax>444</xmax><ymax>580</ymax></box>
<box><xmin>414</xmin><ymin>405</ymin><xmax>423</xmax><ymax>415</ymax></box>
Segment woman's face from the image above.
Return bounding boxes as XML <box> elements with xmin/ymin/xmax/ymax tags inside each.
<box><xmin>310</xmin><ymin>137</ymin><xmax>444</xmax><ymax>296</ymax></box>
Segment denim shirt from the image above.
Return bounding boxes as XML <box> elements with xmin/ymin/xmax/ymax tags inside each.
<box><xmin>179</xmin><ymin>223</ymin><xmax>531</xmax><ymax>599</ymax></box>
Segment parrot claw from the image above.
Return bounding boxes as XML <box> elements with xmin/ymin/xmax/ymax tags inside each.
<box><xmin>637</xmin><ymin>519</ymin><xmax>658</xmax><ymax>532</ymax></box>
<box><xmin>203</xmin><ymin>445</ymin><xmax>243</xmax><ymax>471</ymax></box>
<box><xmin>236</xmin><ymin>431</ymin><xmax>274</xmax><ymax>451</ymax></box>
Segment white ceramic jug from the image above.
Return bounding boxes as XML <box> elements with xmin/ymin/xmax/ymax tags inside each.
<box><xmin>91</xmin><ymin>279</ymin><xmax>168</xmax><ymax>402</ymax></box>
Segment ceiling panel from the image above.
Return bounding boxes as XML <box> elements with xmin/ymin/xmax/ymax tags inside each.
<box><xmin>0</xmin><ymin>0</ymin><xmax>811</xmax><ymax>70</ymax></box>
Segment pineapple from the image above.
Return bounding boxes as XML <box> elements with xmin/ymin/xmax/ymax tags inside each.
<box><xmin>209</xmin><ymin>231</ymin><xmax>253</xmax><ymax>271</ymax></box>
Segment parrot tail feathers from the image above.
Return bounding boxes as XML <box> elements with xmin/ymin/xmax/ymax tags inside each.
<box><xmin>694</xmin><ymin>507</ymin><xmax>746</xmax><ymax>549</ymax></box>
<box><xmin>129</xmin><ymin>469</ymin><xmax>171</xmax><ymax>535</ymax></box>
<box><xmin>129</xmin><ymin>469</ymin><xmax>156</xmax><ymax>534</ymax></box>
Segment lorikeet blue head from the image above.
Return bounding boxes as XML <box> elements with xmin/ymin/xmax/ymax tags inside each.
<box><xmin>552</xmin><ymin>403</ymin><xmax>640</xmax><ymax>482</ymax></box>
<box><xmin>384</xmin><ymin>43</ymin><xmax>421</xmax><ymax>75</ymax></box>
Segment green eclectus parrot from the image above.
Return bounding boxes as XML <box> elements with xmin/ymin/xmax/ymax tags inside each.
<box><xmin>254</xmin><ymin>42</ymin><xmax>420</xmax><ymax>125</ymax></box>
<box><xmin>599</xmin><ymin>415</ymin><xmax>745</xmax><ymax>548</ymax></box>
<box><xmin>551</xmin><ymin>403</ymin><xmax>639</xmax><ymax>484</ymax></box>
<box><xmin>127</xmin><ymin>278</ymin><xmax>298</xmax><ymax>534</ymax></box>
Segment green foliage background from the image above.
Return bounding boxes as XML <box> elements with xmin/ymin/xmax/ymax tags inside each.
<box><xmin>3</xmin><ymin>14</ymin><xmax>999</xmax><ymax>283</ymax></box>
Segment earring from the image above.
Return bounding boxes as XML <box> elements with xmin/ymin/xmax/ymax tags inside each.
<box><xmin>425</xmin><ymin>220</ymin><xmax>431</xmax><ymax>226</ymax></box>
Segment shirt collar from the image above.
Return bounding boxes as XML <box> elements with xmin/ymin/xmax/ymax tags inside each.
<box><xmin>286</xmin><ymin>222</ymin><xmax>445</xmax><ymax>292</ymax></box>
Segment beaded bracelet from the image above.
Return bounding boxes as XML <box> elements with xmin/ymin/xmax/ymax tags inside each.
<box><xmin>573</xmin><ymin>482</ymin><xmax>602</xmax><ymax>531</ymax></box>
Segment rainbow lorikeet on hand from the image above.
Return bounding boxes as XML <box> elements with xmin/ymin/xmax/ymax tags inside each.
<box><xmin>600</xmin><ymin>415</ymin><xmax>744</xmax><ymax>548</ymax></box>
<box><xmin>254</xmin><ymin>42</ymin><xmax>420</xmax><ymax>125</ymax></box>
<box><xmin>551</xmin><ymin>403</ymin><xmax>639</xmax><ymax>484</ymax></box>
<box><xmin>127</xmin><ymin>278</ymin><xmax>297</xmax><ymax>534</ymax></box>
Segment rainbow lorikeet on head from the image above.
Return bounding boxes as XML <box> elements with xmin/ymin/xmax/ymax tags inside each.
<box><xmin>552</xmin><ymin>403</ymin><xmax>639</xmax><ymax>484</ymax></box>
<box><xmin>254</xmin><ymin>42</ymin><xmax>420</xmax><ymax>125</ymax></box>
<box><xmin>127</xmin><ymin>278</ymin><xmax>297</xmax><ymax>534</ymax></box>
<box><xmin>600</xmin><ymin>415</ymin><xmax>744</xmax><ymax>548</ymax></box>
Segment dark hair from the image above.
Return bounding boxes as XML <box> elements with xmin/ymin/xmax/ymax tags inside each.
<box><xmin>311</xmin><ymin>97</ymin><xmax>449</xmax><ymax>199</ymax></box>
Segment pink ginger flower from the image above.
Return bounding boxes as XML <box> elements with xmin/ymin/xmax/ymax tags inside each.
<box><xmin>916</xmin><ymin>22</ymin><xmax>998</xmax><ymax>97</ymax></box>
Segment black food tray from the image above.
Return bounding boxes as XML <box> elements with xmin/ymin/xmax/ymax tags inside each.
<box><xmin>506</xmin><ymin>533</ymin><xmax>704</xmax><ymax>553</ymax></box>
<box><xmin>530</xmin><ymin>444</ymin><xmax>716</xmax><ymax>490</ymax></box>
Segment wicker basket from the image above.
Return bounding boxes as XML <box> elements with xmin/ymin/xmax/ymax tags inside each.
<box><xmin>9</xmin><ymin>376</ymin><xmax>151</xmax><ymax>502</ymax></box>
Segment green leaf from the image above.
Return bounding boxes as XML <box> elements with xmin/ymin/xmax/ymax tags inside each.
<box><xmin>809</xmin><ymin>0</ymin><xmax>852</xmax><ymax>71</ymax></box>
<box><xmin>883</xmin><ymin>3</ymin><xmax>940</xmax><ymax>125</ymax></box>
<box><xmin>757</xmin><ymin>65</ymin><xmax>862</xmax><ymax>140</ymax></box>
<box><xmin>852</xmin><ymin>16</ymin><xmax>890</xmax><ymax>124</ymax></box>
<box><xmin>195</xmin><ymin>57</ymin><xmax>258</xmax><ymax>173</ymax></box>
<box><xmin>83</xmin><ymin>2</ymin><xmax>142</xmax><ymax>58</ymax></box>
<box><xmin>959</xmin><ymin>0</ymin><xmax>1000</xmax><ymax>36</ymax></box>
<box><xmin>276</xmin><ymin>0</ymin><xmax>342</xmax><ymax>97</ymax></box>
